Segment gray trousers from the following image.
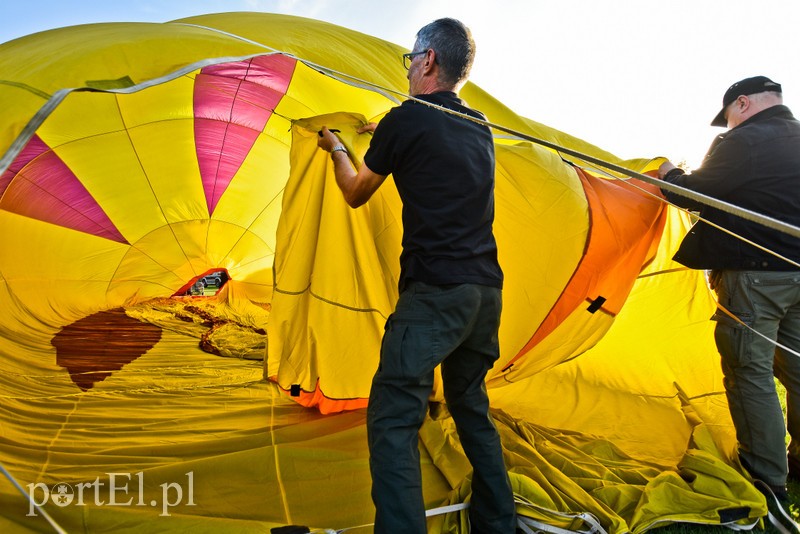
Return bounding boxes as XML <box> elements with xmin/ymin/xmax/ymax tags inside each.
<box><xmin>714</xmin><ymin>270</ymin><xmax>800</xmax><ymax>486</ymax></box>
<box><xmin>367</xmin><ymin>282</ymin><xmax>516</xmax><ymax>533</ymax></box>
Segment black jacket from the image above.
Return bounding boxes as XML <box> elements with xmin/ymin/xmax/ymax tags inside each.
<box><xmin>662</xmin><ymin>105</ymin><xmax>800</xmax><ymax>270</ymax></box>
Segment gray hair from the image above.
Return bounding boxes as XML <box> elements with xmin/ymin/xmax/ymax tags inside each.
<box><xmin>748</xmin><ymin>90</ymin><xmax>783</xmax><ymax>106</ymax></box>
<box><xmin>414</xmin><ymin>18</ymin><xmax>475</xmax><ymax>87</ymax></box>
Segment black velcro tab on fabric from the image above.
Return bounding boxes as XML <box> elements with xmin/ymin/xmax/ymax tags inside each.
<box><xmin>85</xmin><ymin>75</ymin><xmax>135</xmax><ymax>90</ymax></box>
<box><xmin>271</xmin><ymin>527</ymin><xmax>311</xmax><ymax>534</ymax></box>
<box><xmin>717</xmin><ymin>507</ymin><xmax>751</xmax><ymax>523</ymax></box>
<box><xmin>290</xmin><ymin>384</ymin><xmax>301</xmax><ymax>397</ymax></box>
<box><xmin>586</xmin><ymin>296</ymin><xmax>607</xmax><ymax>313</ymax></box>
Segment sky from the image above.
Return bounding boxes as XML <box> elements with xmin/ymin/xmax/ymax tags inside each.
<box><xmin>2</xmin><ymin>0</ymin><xmax>799</xmax><ymax>169</ymax></box>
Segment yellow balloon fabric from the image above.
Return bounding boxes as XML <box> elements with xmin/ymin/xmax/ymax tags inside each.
<box><xmin>268</xmin><ymin>112</ymin><xmax>400</xmax><ymax>412</ymax></box>
<box><xmin>0</xmin><ymin>12</ymin><xmax>768</xmax><ymax>533</ymax></box>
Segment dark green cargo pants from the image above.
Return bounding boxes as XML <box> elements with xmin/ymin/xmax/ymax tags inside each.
<box><xmin>367</xmin><ymin>282</ymin><xmax>516</xmax><ymax>533</ymax></box>
<box><xmin>714</xmin><ymin>270</ymin><xmax>800</xmax><ymax>487</ymax></box>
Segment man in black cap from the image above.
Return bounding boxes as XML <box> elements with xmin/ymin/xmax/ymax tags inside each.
<box><xmin>657</xmin><ymin>76</ymin><xmax>800</xmax><ymax>501</ymax></box>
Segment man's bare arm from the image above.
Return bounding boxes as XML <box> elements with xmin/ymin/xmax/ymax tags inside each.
<box><xmin>317</xmin><ymin>125</ymin><xmax>387</xmax><ymax>208</ymax></box>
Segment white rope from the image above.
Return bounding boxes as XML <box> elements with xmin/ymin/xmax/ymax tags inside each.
<box><xmin>513</xmin><ymin>498</ymin><xmax>608</xmax><ymax>534</ymax></box>
<box><xmin>254</xmin><ymin>50</ymin><xmax>800</xmax><ymax>273</ymax></box>
<box><xmin>292</xmin><ymin>55</ymin><xmax>800</xmax><ymax>360</ymax></box>
<box><xmin>584</xmin><ymin>160</ymin><xmax>800</xmax><ymax>357</ymax></box>
<box><xmin>640</xmin><ymin>517</ymin><xmax>760</xmax><ymax>532</ymax></box>
<box><xmin>332</xmin><ymin>501</ymin><xmax>471</xmax><ymax>532</ymax></box>
<box><xmin>258</xmin><ymin>51</ymin><xmax>799</xmax><ymax>274</ymax></box>
<box><xmin>517</xmin><ymin>516</ymin><xmax>598</xmax><ymax>534</ymax></box>
<box><xmin>0</xmin><ymin>51</ymin><xmax>289</xmax><ymax>178</ymax></box>
<box><xmin>292</xmin><ymin>57</ymin><xmax>800</xmax><ymax>243</ymax></box>
<box><xmin>722</xmin><ymin>520</ymin><xmax>761</xmax><ymax>532</ymax></box>
<box><xmin>588</xmin><ymin>171</ymin><xmax>800</xmax><ymax>269</ymax></box>
<box><xmin>768</xmin><ymin>515</ymin><xmax>794</xmax><ymax>534</ymax></box>
<box><xmin>2</xmin><ymin>30</ymin><xmax>798</xmax><ymax>257</ymax></box>
<box><xmin>715</xmin><ymin>301</ymin><xmax>800</xmax><ymax>359</ymax></box>
<box><xmin>332</xmin><ymin>499</ymin><xmax>607</xmax><ymax>533</ymax></box>
<box><xmin>424</xmin><ymin>501</ymin><xmax>470</xmax><ymax>517</ymax></box>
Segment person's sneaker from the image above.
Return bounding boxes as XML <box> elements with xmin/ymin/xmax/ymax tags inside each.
<box><xmin>754</xmin><ymin>480</ymin><xmax>800</xmax><ymax>532</ymax></box>
<box><xmin>754</xmin><ymin>480</ymin><xmax>790</xmax><ymax>504</ymax></box>
<box><xmin>771</xmin><ymin>485</ymin><xmax>790</xmax><ymax>505</ymax></box>
<box><xmin>739</xmin><ymin>455</ymin><xmax>791</xmax><ymax>503</ymax></box>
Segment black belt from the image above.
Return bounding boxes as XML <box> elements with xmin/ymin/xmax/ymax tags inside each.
<box><xmin>739</xmin><ymin>259</ymin><xmax>800</xmax><ymax>270</ymax></box>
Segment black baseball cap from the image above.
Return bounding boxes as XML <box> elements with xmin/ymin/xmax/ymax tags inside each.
<box><xmin>710</xmin><ymin>75</ymin><xmax>782</xmax><ymax>127</ymax></box>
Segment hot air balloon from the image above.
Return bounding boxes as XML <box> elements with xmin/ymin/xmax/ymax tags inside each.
<box><xmin>0</xmin><ymin>13</ymin><xmax>767</xmax><ymax>533</ymax></box>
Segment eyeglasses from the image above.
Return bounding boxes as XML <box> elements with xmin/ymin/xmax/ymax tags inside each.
<box><xmin>402</xmin><ymin>50</ymin><xmax>429</xmax><ymax>70</ymax></box>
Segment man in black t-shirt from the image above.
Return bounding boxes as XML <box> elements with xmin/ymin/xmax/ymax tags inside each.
<box><xmin>318</xmin><ymin>18</ymin><xmax>516</xmax><ymax>533</ymax></box>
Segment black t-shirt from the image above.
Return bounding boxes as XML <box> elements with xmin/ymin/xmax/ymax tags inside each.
<box><xmin>364</xmin><ymin>91</ymin><xmax>503</xmax><ymax>291</ymax></box>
